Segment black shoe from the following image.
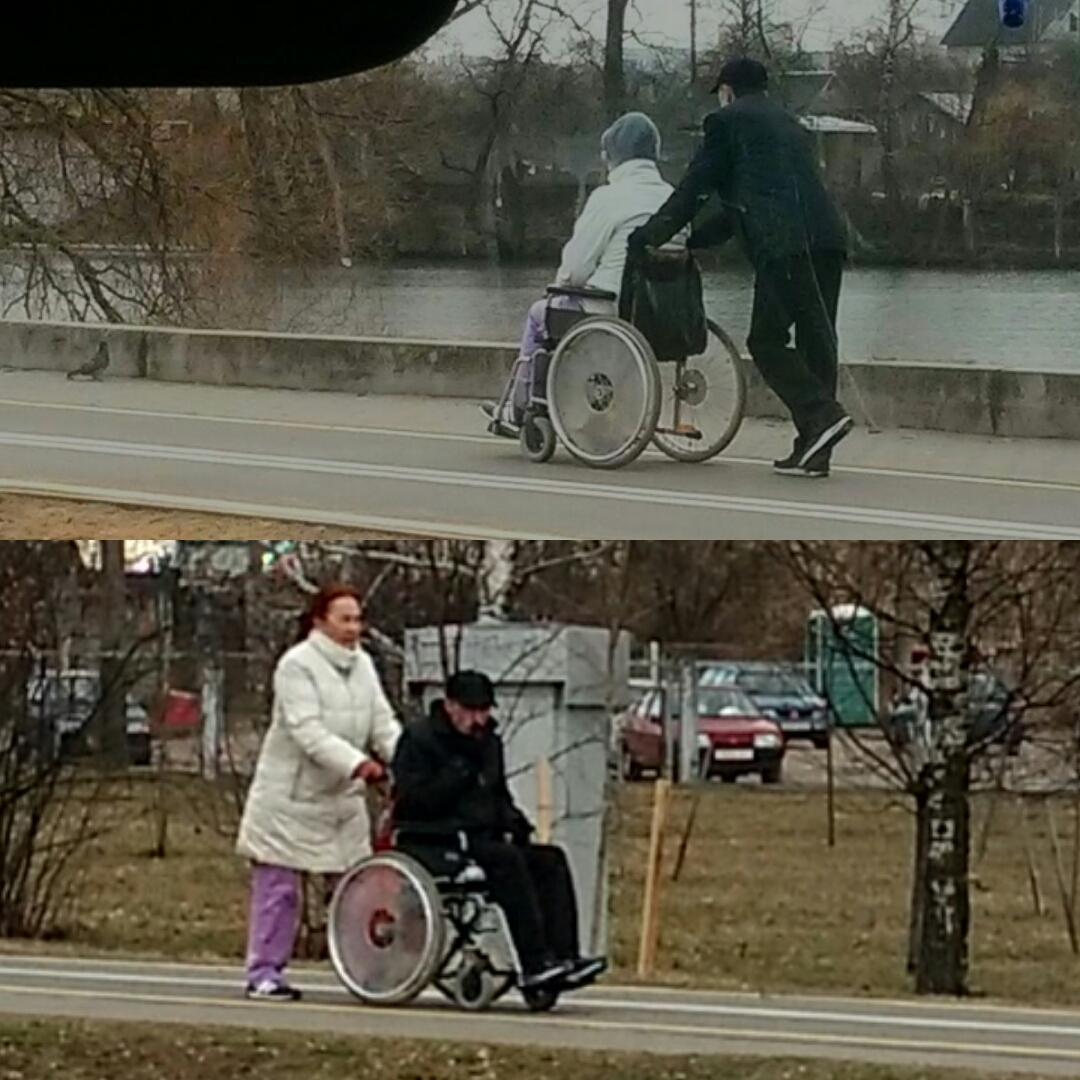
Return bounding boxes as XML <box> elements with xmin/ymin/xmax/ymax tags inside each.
<box><xmin>775</xmin><ymin>446</ymin><xmax>830</xmax><ymax>478</ymax></box>
<box><xmin>800</xmin><ymin>448</ymin><xmax>831</xmax><ymax>477</ymax></box>
<box><xmin>481</xmin><ymin>401</ymin><xmax>519</xmax><ymax>439</ymax></box>
<box><xmin>561</xmin><ymin>956</ymin><xmax>608</xmax><ymax>989</ymax></box>
<box><xmin>245</xmin><ymin>979</ymin><xmax>302</xmax><ymax>1001</ymax></box>
<box><xmin>773</xmin><ymin>430</ymin><xmax>813</xmax><ymax>473</ymax></box>
<box><xmin>521</xmin><ymin>960</ymin><xmax>574</xmax><ymax>991</ymax></box>
<box><xmin>799</xmin><ymin>412</ymin><xmax>853</xmax><ymax>467</ymax></box>
<box><xmin>772</xmin><ymin>434</ymin><xmax>805</xmax><ymax>474</ymax></box>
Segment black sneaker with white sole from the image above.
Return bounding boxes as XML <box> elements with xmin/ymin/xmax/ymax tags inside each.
<box><xmin>561</xmin><ymin>956</ymin><xmax>608</xmax><ymax>989</ymax></box>
<box><xmin>798</xmin><ymin>413</ymin><xmax>853</xmax><ymax>468</ymax></box>
<box><xmin>775</xmin><ymin>446</ymin><xmax>830</xmax><ymax>478</ymax></box>
<box><xmin>772</xmin><ymin>434</ymin><xmax>805</xmax><ymax>474</ymax></box>
<box><xmin>520</xmin><ymin>960</ymin><xmax>574</xmax><ymax>991</ymax></box>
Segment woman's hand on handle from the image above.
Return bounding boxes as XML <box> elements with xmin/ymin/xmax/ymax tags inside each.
<box><xmin>353</xmin><ymin>758</ymin><xmax>386</xmax><ymax>784</ymax></box>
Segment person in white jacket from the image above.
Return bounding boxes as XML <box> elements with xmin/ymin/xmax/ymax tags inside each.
<box><xmin>236</xmin><ymin>583</ymin><xmax>402</xmax><ymax>1001</ymax></box>
<box><xmin>483</xmin><ymin>111</ymin><xmax>689</xmax><ymax>433</ymax></box>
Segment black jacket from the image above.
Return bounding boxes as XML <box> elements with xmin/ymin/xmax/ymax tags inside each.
<box><xmin>390</xmin><ymin>700</ymin><xmax>533</xmax><ymax>843</ymax></box>
<box><xmin>633</xmin><ymin>93</ymin><xmax>848</xmax><ymax>267</ymax></box>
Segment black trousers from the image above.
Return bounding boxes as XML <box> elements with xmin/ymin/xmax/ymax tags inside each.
<box><xmin>746</xmin><ymin>250</ymin><xmax>845</xmax><ymax>438</ymax></box>
<box><xmin>468</xmin><ymin>839</ymin><xmax>580</xmax><ymax>976</ymax></box>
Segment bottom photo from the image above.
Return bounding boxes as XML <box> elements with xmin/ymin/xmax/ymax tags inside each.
<box><xmin>1</xmin><ymin>539</ymin><xmax>1079</xmax><ymax>1080</ymax></box>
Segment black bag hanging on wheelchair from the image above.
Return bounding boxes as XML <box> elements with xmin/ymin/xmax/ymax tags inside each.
<box><xmin>618</xmin><ymin>246</ymin><xmax>708</xmax><ymax>363</ymax></box>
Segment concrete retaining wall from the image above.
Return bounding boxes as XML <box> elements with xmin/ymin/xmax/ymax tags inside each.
<box><xmin>3</xmin><ymin>317</ymin><xmax>1079</xmax><ymax>441</ymax></box>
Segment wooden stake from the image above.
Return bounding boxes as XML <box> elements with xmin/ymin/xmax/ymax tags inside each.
<box><xmin>1016</xmin><ymin>795</ymin><xmax>1045</xmax><ymax>918</ymax></box>
<box><xmin>1044</xmin><ymin>797</ymin><xmax>1079</xmax><ymax>954</ymax></box>
<box><xmin>536</xmin><ymin>757</ymin><xmax>553</xmax><ymax>844</ymax></box>
<box><xmin>671</xmin><ymin>789</ymin><xmax>701</xmax><ymax>883</ymax></box>
<box><xmin>974</xmin><ymin>783</ymin><xmax>1001</xmax><ymax>870</ymax></box>
<box><xmin>637</xmin><ymin>778</ymin><xmax>671</xmax><ymax>978</ymax></box>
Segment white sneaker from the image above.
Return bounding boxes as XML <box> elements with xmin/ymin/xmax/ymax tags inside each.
<box><xmin>245</xmin><ymin>978</ymin><xmax>301</xmax><ymax>1001</ymax></box>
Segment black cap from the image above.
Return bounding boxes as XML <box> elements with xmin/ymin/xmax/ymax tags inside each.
<box><xmin>446</xmin><ymin>670</ymin><xmax>496</xmax><ymax>709</ymax></box>
<box><xmin>710</xmin><ymin>57</ymin><xmax>769</xmax><ymax>96</ymax></box>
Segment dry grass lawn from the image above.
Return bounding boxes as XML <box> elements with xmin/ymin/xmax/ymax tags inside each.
<box><xmin>5</xmin><ymin>778</ymin><xmax>1080</xmax><ymax>1006</ymax></box>
<box><xmin>0</xmin><ymin>493</ymin><xmax>405</xmax><ymax>539</ymax></box>
<box><xmin>0</xmin><ymin>1019</ymin><xmax>1056</xmax><ymax>1080</ymax></box>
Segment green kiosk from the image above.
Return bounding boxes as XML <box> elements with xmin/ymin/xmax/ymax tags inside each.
<box><xmin>805</xmin><ymin>604</ymin><xmax>879</xmax><ymax>729</ymax></box>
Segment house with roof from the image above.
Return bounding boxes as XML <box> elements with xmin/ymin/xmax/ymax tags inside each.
<box><xmin>769</xmin><ymin>69</ymin><xmax>881</xmax><ymax>192</ymax></box>
<box><xmin>942</xmin><ymin>0</ymin><xmax>1080</xmax><ymax>61</ymax></box>
<box><xmin>775</xmin><ymin>68</ymin><xmax>851</xmax><ymax>116</ymax></box>
<box><xmin>899</xmin><ymin>91</ymin><xmax>974</xmax><ymax>149</ymax></box>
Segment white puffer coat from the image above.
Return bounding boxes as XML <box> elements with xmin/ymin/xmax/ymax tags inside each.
<box><xmin>236</xmin><ymin>630</ymin><xmax>402</xmax><ymax>874</ymax></box>
<box><xmin>554</xmin><ymin>158</ymin><xmax>690</xmax><ymax>312</ymax></box>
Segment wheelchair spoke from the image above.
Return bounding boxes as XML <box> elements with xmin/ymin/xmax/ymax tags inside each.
<box><xmin>327</xmin><ymin>853</ymin><xmax>445</xmax><ymax>1006</ymax></box>
<box><xmin>328</xmin><ymin>850</ymin><xmax>521</xmax><ymax>1014</ymax></box>
<box><xmin>652</xmin><ymin>319</ymin><xmax>747</xmax><ymax>464</ymax></box>
<box><xmin>546</xmin><ymin>317</ymin><xmax>661</xmax><ymax>469</ymax></box>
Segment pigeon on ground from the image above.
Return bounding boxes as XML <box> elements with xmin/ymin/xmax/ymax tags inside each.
<box><xmin>67</xmin><ymin>341</ymin><xmax>110</xmax><ymax>381</ymax></box>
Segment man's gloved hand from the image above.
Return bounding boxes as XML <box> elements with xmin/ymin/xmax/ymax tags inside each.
<box><xmin>507</xmin><ymin>810</ymin><xmax>534</xmax><ymax>846</ymax></box>
<box><xmin>627</xmin><ymin>227</ymin><xmax>650</xmax><ymax>253</ymax></box>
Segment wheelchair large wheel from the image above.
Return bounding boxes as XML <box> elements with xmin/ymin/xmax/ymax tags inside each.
<box><xmin>652</xmin><ymin>320</ymin><xmax>747</xmax><ymax>463</ymax></box>
<box><xmin>327</xmin><ymin>851</ymin><xmax>446</xmax><ymax>1007</ymax></box>
<box><xmin>546</xmin><ymin>316</ymin><xmax>662</xmax><ymax>470</ymax></box>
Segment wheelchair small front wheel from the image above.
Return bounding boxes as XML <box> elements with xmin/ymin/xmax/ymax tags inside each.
<box><xmin>451</xmin><ymin>956</ymin><xmax>499</xmax><ymax>1012</ymax></box>
<box><xmin>520</xmin><ymin>413</ymin><xmax>556</xmax><ymax>463</ymax></box>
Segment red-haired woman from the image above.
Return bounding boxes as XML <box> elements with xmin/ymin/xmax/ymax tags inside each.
<box><xmin>236</xmin><ymin>584</ymin><xmax>401</xmax><ymax>1001</ymax></box>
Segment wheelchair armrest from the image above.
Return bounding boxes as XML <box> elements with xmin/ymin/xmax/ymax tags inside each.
<box><xmin>392</xmin><ymin>824</ymin><xmax>470</xmax><ymax>853</ymax></box>
<box><xmin>546</xmin><ymin>284</ymin><xmax>617</xmax><ymax>302</ymax></box>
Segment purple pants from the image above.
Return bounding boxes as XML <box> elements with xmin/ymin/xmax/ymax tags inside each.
<box><xmin>244</xmin><ymin>863</ymin><xmax>341</xmax><ymax>986</ymax></box>
<box><xmin>513</xmin><ymin>295</ymin><xmax>583</xmax><ymax>412</ymax></box>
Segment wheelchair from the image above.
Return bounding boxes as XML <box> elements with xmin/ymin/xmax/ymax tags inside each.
<box><xmin>326</xmin><ymin>830</ymin><xmax>562</xmax><ymax>1014</ymax></box>
<box><xmin>490</xmin><ymin>280</ymin><xmax>747</xmax><ymax>471</ymax></box>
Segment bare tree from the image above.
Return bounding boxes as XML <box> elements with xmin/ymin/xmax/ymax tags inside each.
<box><xmin>875</xmin><ymin>0</ymin><xmax>923</xmax><ymax>232</ymax></box>
<box><xmin>713</xmin><ymin>0</ymin><xmax>824</xmax><ymax>71</ymax></box>
<box><xmin>778</xmin><ymin>541</ymin><xmax>1080</xmax><ymax>996</ymax></box>
<box><xmin>0</xmin><ymin>543</ymin><xmax>120</xmax><ymax>941</ymax></box>
<box><xmin>97</xmin><ymin>542</ymin><xmax>128</xmax><ymax>768</ymax></box>
<box><xmin>439</xmin><ymin>0</ymin><xmax>558</xmax><ymax>258</ymax></box>
<box><xmin>915</xmin><ymin>541</ymin><xmax>973</xmax><ymax>995</ymax></box>
<box><xmin>0</xmin><ymin>90</ymin><xmax>205</xmax><ymax>324</ymax></box>
<box><xmin>604</xmin><ymin>0</ymin><xmax>632</xmax><ymax>121</ymax></box>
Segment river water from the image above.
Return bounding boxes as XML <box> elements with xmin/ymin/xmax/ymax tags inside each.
<box><xmin>253</xmin><ymin>262</ymin><xmax>1080</xmax><ymax>372</ymax></box>
<box><xmin>6</xmin><ymin>259</ymin><xmax>1080</xmax><ymax>371</ymax></box>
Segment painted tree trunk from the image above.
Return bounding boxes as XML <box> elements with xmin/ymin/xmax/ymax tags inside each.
<box><xmin>914</xmin><ymin>541</ymin><xmax>973</xmax><ymax>996</ymax></box>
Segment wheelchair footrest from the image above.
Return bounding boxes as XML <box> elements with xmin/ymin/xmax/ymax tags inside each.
<box><xmin>656</xmin><ymin>425</ymin><xmax>703</xmax><ymax>440</ymax></box>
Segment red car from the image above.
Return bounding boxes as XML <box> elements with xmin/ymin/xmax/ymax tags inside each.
<box><xmin>619</xmin><ymin>683</ymin><xmax>786</xmax><ymax>784</ymax></box>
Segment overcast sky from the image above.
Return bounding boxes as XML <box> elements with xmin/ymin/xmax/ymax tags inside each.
<box><xmin>426</xmin><ymin>0</ymin><xmax>966</xmax><ymax>57</ymax></box>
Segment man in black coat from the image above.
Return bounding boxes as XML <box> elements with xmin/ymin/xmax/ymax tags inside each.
<box><xmin>629</xmin><ymin>57</ymin><xmax>852</xmax><ymax>478</ymax></box>
<box><xmin>390</xmin><ymin>669</ymin><xmax>606</xmax><ymax>994</ymax></box>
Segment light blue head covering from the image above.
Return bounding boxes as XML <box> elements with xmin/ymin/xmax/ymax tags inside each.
<box><xmin>600</xmin><ymin>111</ymin><xmax>662</xmax><ymax>168</ymax></box>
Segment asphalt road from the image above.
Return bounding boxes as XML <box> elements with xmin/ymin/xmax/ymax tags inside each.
<box><xmin>2</xmin><ymin>954</ymin><xmax>1080</xmax><ymax>1074</ymax></box>
<box><xmin>2</xmin><ymin>371</ymin><xmax>1080</xmax><ymax>538</ymax></box>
